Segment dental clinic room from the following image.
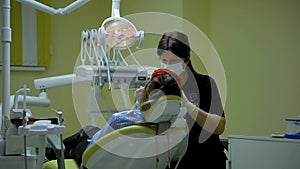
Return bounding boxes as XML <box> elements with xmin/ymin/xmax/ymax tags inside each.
<box><xmin>0</xmin><ymin>0</ymin><xmax>300</xmax><ymax>169</ymax></box>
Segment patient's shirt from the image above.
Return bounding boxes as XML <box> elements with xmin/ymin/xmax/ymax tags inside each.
<box><xmin>88</xmin><ymin>108</ymin><xmax>144</xmax><ymax>146</ymax></box>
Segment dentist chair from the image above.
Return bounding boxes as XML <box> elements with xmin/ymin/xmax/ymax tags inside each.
<box><xmin>43</xmin><ymin>95</ymin><xmax>189</xmax><ymax>169</ymax></box>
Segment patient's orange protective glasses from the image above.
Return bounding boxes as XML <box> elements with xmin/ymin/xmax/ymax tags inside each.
<box><xmin>150</xmin><ymin>69</ymin><xmax>184</xmax><ymax>87</ymax></box>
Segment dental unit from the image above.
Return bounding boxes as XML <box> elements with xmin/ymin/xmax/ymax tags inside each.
<box><xmin>1</xmin><ymin>0</ymin><xmax>156</xmax><ymax>169</ymax></box>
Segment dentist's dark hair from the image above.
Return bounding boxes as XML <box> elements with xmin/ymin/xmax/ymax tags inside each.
<box><xmin>157</xmin><ymin>31</ymin><xmax>197</xmax><ymax>74</ymax></box>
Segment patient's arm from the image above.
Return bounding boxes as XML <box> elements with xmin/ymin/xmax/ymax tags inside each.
<box><xmin>90</xmin><ymin>109</ymin><xmax>144</xmax><ymax>145</ymax></box>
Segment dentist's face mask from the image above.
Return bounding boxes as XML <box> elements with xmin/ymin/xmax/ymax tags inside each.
<box><xmin>160</xmin><ymin>62</ymin><xmax>184</xmax><ymax>76</ymax></box>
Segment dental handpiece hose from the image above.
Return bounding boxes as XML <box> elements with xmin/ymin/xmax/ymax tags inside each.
<box><xmin>57</xmin><ymin>111</ymin><xmax>65</xmax><ymax>169</ymax></box>
<box><xmin>23</xmin><ymin>85</ymin><xmax>28</xmax><ymax>169</ymax></box>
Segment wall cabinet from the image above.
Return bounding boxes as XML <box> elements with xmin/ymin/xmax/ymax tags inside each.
<box><xmin>227</xmin><ymin>135</ymin><xmax>300</xmax><ymax>169</ymax></box>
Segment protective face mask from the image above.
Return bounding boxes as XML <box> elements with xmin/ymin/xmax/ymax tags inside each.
<box><xmin>160</xmin><ymin>62</ymin><xmax>184</xmax><ymax>76</ymax></box>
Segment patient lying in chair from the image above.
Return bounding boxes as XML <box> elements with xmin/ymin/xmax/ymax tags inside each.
<box><xmin>45</xmin><ymin>69</ymin><xmax>185</xmax><ymax>168</ymax></box>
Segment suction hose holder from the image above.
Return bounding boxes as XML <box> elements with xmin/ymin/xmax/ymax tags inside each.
<box><xmin>12</xmin><ymin>87</ymin><xmax>32</xmax><ymax>122</ymax></box>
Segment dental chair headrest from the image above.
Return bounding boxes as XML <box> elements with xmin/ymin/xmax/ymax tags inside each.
<box><xmin>144</xmin><ymin>95</ymin><xmax>182</xmax><ymax>125</ymax></box>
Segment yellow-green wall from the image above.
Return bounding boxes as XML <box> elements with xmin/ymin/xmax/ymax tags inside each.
<box><xmin>209</xmin><ymin>0</ymin><xmax>300</xmax><ymax>136</ymax></box>
<box><xmin>1</xmin><ymin>0</ymin><xmax>299</xmax><ymax>138</ymax></box>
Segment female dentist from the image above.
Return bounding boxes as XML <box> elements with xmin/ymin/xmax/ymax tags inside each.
<box><xmin>157</xmin><ymin>32</ymin><xmax>227</xmax><ymax>169</ymax></box>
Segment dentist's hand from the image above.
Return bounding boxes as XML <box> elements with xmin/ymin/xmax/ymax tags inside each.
<box><xmin>181</xmin><ymin>90</ymin><xmax>197</xmax><ymax>114</ymax></box>
<box><xmin>135</xmin><ymin>86</ymin><xmax>144</xmax><ymax>101</ymax></box>
<box><xmin>132</xmin><ymin>86</ymin><xmax>145</xmax><ymax>108</ymax></box>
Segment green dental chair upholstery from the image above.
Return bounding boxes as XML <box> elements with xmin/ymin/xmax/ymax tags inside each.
<box><xmin>43</xmin><ymin>95</ymin><xmax>189</xmax><ymax>169</ymax></box>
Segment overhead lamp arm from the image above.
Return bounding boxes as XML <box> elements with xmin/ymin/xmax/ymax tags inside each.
<box><xmin>111</xmin><ymin>0</ymin><xmax>121</xmax><ymax>17</ymax></box>
<box><xmin>16</xmin><ymin>0</ymin><xmax>91</xmax><ymax>15</ymax></box>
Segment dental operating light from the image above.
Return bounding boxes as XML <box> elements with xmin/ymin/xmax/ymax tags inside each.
<box><xmin>99</xmin><ymin>17</ymin><xmax>144</xmax><ymax>49</ymax></box>
<box><xmin>76</xmin><ymin>0</ymin><xmax>147</xmax><ymax>91</ymax></box>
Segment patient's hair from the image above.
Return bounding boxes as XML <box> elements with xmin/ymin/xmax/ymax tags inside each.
<box><xmin>140</xmin><ymin>69</ymin><xmax>182</xmax><ymax>111</ymax></box>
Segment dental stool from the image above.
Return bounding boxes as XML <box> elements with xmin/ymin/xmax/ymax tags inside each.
<box><xmin>43</xmin><ymin>95</ymin><xmax>189</xmax><ymax>169</ymax></box>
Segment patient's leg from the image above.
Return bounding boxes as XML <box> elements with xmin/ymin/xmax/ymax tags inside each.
<box><xmin>45</xmin><ymin>125</ymin><xmax>100</xmax><ymax>160</ymax></box>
